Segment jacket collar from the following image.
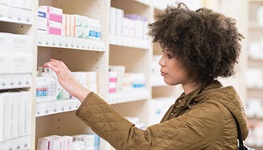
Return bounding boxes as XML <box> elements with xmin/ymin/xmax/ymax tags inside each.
<box><xmin>174</xmin><ymin>80</ymin><xmax>223</xmax><ymax>110</ymax></box>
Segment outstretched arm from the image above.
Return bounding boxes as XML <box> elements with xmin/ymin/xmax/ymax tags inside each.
<box><xmin>43</xmin><ymin>59</ymin><xmax>90</xmax><ymax>102</ymax></box>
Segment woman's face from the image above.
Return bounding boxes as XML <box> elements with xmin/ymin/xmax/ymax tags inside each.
<box><xmin>159</xmin><ymin>50</ymin><xmax>189</xmax><ymax>86</ymax></box>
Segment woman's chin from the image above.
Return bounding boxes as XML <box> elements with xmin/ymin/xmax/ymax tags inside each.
<box><xmin>163</xmin><ymin>79</ymin><xmax>172</xmax><ymax>85</ymax></box>
<box><xmin>163</xmin><ymin>79</ymin><xmax>178</xmax><ymax>86</ymax></box>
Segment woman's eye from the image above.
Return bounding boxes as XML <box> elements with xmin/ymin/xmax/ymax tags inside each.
<box><xmin>167</xmin><ymin>54</ymin><xmax>173</xmax><ymax>59</ymax></box>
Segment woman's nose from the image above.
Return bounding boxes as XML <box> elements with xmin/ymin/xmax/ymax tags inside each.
<box><xmin>159</xmin><ymin>55</ymin><xmax>165</xmax><ymax>67</ymax></box>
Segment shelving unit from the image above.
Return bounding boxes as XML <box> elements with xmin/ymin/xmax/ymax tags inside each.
<box><xmin>0</xmin><ymin>0</ymin><xmax>253</xmax><ymax>149</ymax></box>
<box><xmin>35</xmin><ymin>0</ymin><xmax>110</xmax><ymax>149</ymax></box>
<box><xmin>246</xmin><ymin>0</ymin><xmax>263</xmax><ymax>149</ymax></box>
<box><xmin>0</xmin><ymin>0</ymin><xmax>37</xmax><ymax>149</ymax></box>
<box><xmin>109</xmin><ymin>0</ymin><xmax>152</xmax><ymax>130</ymax></box>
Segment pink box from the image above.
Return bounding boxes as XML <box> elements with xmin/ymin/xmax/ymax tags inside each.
<box><xmin>48</xmin><ymin>27</ymin><xmax>61</xmax><ymax>35</ymax></box>
<box><xmin>109</xmin><ymin>77</ymin><xmax>117</xmax><ymax>82</ymax></box>
<box><xmin>109</xmin><ymin>88</ymin><xmax>116</xmax><ymax>93</ymax></box>
<box><xmin>39</xmin><ymin>6</ymin><xmax>63</xmax><ymax>23</ymax></box>
<box><xmin>49</xmin><ymin>13</ymin><xmax>63</xmax><ymax>23</ymax></box>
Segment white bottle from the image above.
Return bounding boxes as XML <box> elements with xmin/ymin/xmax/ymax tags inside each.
<box><xmin>36</xmin><ymin>77</ymin><xmax>55</xmax><ymax>102</ymax></box>
<box><xmin>38</xmin><ymin>67</ymin><xmax>59</xmax><ymax>101</ymax></box>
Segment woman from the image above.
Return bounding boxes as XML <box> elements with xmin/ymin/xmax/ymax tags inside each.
<box><xmin>44</xmin><ymin>3</ymin><xmax>248</xmax><ymax>150</ymax></box>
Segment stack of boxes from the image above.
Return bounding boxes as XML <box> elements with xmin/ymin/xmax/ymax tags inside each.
<box><xmin>108</xmin><ymin>66</ymin><xmax>125</xmax><ymax>93</ymax></box>
<box><xmin>0</xmin><ymin>0</ymin><xmax>32</xmax><ymax>23</ymax></box>
<box><xmin>37</xmin><ymin>6</ymin><xmax>101</xmax><ymax>40</ymax></box>
<box><xmin>72</xmin><ymin>72</ymin><xmax>97</xmax><ymax>94</ymax></box>
<box><xmin>0</xmin><ymin>33</ymin><xmax>33</xmax><ymax>89</ymax></box>
<box><xmin>108</xmin><ymin>71</ymin><xmax>118</xmax><ymax>93</ymax></box>
<box><xmin>0</xmin><ymin>33</ymin><xmax>33</xmax><ymax>75</ymax></box>
<box><xmin>109</xmin><ymin>7</ymin><xmax>148</xmax><ymax>40</ymax></box>
<box><xmin>63</xmin><ymin>15</ymin><xmax>86</xmax><ymax>38</ymax></box>
<box><xmin>72</xmin><ymin>134</ymin><xmax>100</xmax><ymax>150</ymax></box>
<box><xmin>38</xmin><ymin>6</ymin><xmax>63</xmax><ymax>35</ymax></box>
<box><xmin>0</xmin><ymin>91</ymin><xmax>31</xmax><ymax>150</ymax></box>
<box><xmin>37</xmin><ymin>134</ymin><xmax>100</xmax><ymax>150</ymax></box>
<box><xmin>37</xmin><ymin>135</ymin><xmax>73</xmax><ymax>150</ymax></box>
<box><xmin>0</xmin><ymin>2</ymin><xmax>33</xmax><ymax>148</ymax></box>
<box><xmin>124</xmin><ymin>14</ymin><xmax>148</xmax><ymax>40</ymax></box>
<box><xmin>62</xmin><ymin>14</ymin><xmax>101</xmax><ymax>40</ymax></box>
<box><xmin>108</xmin><ymin>66</ymin><xmax>146</xmax><ymax>94</ymax></box>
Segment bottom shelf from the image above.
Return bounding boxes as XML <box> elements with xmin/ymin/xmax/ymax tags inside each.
<box><xmin>36</xmin><ymin>99</ymin><xmax>81</xmax><ymax>117</ymax></box>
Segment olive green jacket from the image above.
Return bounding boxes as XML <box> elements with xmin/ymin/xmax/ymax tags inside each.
<box><xmin>76</xmin><ymin>80</ymin><xmax>248</xmax><ymax>150</ymax></box>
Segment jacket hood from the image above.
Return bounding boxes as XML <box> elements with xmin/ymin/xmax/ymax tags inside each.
<box><xmin>193</xmin><ymin>80</ymin><xmax>249</xmax><ymax>140</ymax></box>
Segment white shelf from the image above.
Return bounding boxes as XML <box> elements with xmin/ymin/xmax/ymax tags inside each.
<box><xmin>247</xmin><ymin>1</ymin><xmax>263</xmax><ymax>148</ymax></box>
<box><xmin>36</xmin><ymin>90</ymin><xmax>148</xmax><ymax>116</ymax></box>
<box><xmin>0</xmin><ymin>4</ymin><xmax>32</xmax><ymax>25</ymax></box>
<box><xmin>108</xmin><ymin>89</ymin><xmax>149</xmax><ymax>104</ymax></box>
<box><xmin>37</xmin><ymin>33</ymin><xmax>106</xmax><ymax>52</ymax></box>
<box><xmin>36</xmin><ymin>99</ymin><xmax>81</xmax><ymax>117</ymax></box>
<box><xmin>109</xmin><ymin>35</ymin><xmax>150</xmax><ymax>49</ymax></box>
<box><xmin>0</xmin><ymin>74</ymin><xmax>32</xmax><ymax>90</ymax></box>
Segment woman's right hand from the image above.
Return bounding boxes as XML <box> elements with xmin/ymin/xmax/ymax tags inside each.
<box><xmin>43</xmin><ymin>59</ymin><xmax>90</xmax><ymax>103</ymax></box>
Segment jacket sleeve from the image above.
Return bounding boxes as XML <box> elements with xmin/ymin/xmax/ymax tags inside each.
<box><xmin>76</xmin><ymin>92</ymin><xmax>225</xmax><ymax>150</ymax></box>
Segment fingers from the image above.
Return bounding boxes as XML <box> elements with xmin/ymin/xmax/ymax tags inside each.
<box><xmin>43</xmin><ymin>59</ymin><xmax>67</xmax><ymax>71</ymax></box>
<box><xmin>43</xmin><ymin>59</ymin><xmax>59</xmax><ymax>68</ymax></box>
<box><xmin>50</xmin><ymin>59</ymin><xmax>69</xmax><ymax>70</ymax></box>
<box><xmin>44</xmin><ymin>62</ymin><xmax>61</xmax><ymax>76</ymax></box>
<box><xmin>43</xmin><ymin>63</ymin><xmax>49</xmax><ymax>68</ymax></box>
<box><xmin>43</xmin><ymin>59</ymin><xmax>71</xmax><ymax>79</ymax></box>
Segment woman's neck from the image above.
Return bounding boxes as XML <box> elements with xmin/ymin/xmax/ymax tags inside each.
<box><xmin>182</xmin><ymin>81</ymin><xmax>200</xmax><ymax>95</ymax></box>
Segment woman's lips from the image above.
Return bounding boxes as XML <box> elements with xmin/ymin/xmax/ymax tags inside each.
<box><xmin>160</xmin><ymin>71</ymin><xmax>167</xmax><ymax>76</ymax></box>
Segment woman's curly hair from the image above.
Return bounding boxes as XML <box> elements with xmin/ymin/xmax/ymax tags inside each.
<box><xmin>148</xmin><ymin>3</ymin><xmax>244</xmax><ymax>84</ymax></box>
